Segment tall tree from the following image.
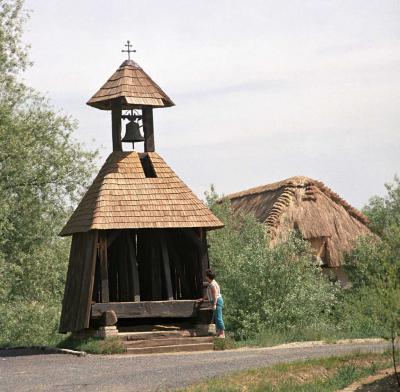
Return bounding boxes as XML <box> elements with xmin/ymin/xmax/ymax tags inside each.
<box><xmin>0</xmin><ymin>0</ymin><xmax>97</xmax><ymax>345</ymax></box>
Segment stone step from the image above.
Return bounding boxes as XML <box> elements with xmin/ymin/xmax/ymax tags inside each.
<box><xmin>125</xmin><ymin>342</ymin><xmax>214</xmax><ymax>355</ymax></box>
<box><xmin>118</xmin><ymin>326</ymin><xmax>213</xmax><ymax>341</ymax></box>
<box><xmin>118</xmin><ymin>324</ymin><xmax>185</xmax><ymax>333</ymax></box>
<box><xmin>124</xmin><ymin>336</ymin><xmax>213</xmax><ymax>348</ymax></box>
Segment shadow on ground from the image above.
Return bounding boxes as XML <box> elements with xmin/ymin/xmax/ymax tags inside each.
<box><xmin>356</xmin><ymin>373</ymin><xmax>399</xmax><ymax>391</ymax></box>
<box><xmin>0</xmin><ymin>348</ymin><xmax>57</xmax><ymax>358</ymax></box>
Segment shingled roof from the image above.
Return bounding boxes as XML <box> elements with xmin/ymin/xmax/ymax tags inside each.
<box><xmin>225</xmin><ymin>176</ymin><xmax>371</xmax><ymax>267</ymax></box>
<box><xmin>87</xmin><ymin>60</ymin><xmax>175</xmax><ymax>110</ymax></box>
<box><xmin>60</xmin><ymin>152</ymin><xmax>223</xmax><ymax>236</ymax></box>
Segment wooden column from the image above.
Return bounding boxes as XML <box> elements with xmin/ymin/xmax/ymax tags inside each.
<box><xmin>200</xmin><ymin>229</ymin><xmax>209</xmax><ymax>273</ymax></box>
<box><xmin>127</xmin><ymin>231</ymin><xmax>141</xmax><ymax>302</ymax></box>
<box><xmin>200</xmin><ymin>229</ymin><xmax>209</xmax><ymax>299</ymax></box>
<box><xmin>111</xmin><ymin>99</ymin><xmax>122</xmax><ymax>152</ymax></box>
<box><xmin>150</xmin><ymin>233</ymin><xmax>162</xmax><ymax>300</ymax></box>
<box><xmin>142</xmin><ymin>107</ymin><xmax>155</xmax><ymax>152</ymax></box>
<box><xmin>99</xmin><ymin>232</ymin><xmax>110</xmax><ymax>303</ymax></box>
<box><xmin>160</xmin><ymin>232</ymin><xmax>173</xmax><ymax>300</ymax></box>
<box><xmin>117</xmin><ymin>244</ymin><xmax>129</xmax><ymax>301</ymax></box>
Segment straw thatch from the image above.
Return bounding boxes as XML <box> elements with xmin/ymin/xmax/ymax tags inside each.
<box><xmin>225</xmin><ymin>176</ymin><xmax>371</xmax><ymax>267</ymax></box>
<box><xmin>87</xmin><ymin>60</ymin><xmax>175</xmax><ymax>110</ymax></box>
<box><xmin>60</xmin><ymin>152</ymin><xmax>223</xmax><ymax>236</ymax></box>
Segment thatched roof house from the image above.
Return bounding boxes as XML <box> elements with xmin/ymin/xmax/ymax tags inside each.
<box><xmin>225</xmin><ymin>176</ymin><xmax>371</xmax><ymax>269</ymax></box>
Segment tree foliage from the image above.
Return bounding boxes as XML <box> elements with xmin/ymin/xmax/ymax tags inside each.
<box><xmin>342</xmin><ymin>177</ymin><xmax>400</xmax><ymax>338</ymax></box>
<box><xmin>0</xmin><ymin>0</ymin><xmax>97</xmax><ymax>346</ymax></box>
<box><xmin>363</xmin><ymin>175</ymin><xmax>400</xmax><ymax>236</ymax></box>
<box><xmin>205</xmin><ymin>187</ymin><xmax>339</xmax><ymax>339</ymax></box>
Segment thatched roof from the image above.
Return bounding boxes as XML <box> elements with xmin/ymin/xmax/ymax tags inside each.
<box><xmin>87</xmin><ymin>60</ymin><xmax>175</xmax><ymax>110</ymax></box>
<box><xmin>60</xmin><ymin>152</ymin><xmax>223</xmax><ymax>236</ymax></box>
<box><xmin>225</xmin><ymin>176</ymin><xmax>371</xmax><ymax>267</ymax></box>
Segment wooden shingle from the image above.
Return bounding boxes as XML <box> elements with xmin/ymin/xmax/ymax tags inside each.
<box><xmin>60</xmin><ymin>152</ymin><xmax>223</xmax><ymax>235</ymax></box>
<box><xmin>87</xmin><ymin>60</ymin><xmax>174</xmax><ymax>110</ymax></box>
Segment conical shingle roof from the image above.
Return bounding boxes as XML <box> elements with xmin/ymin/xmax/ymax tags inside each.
<box><xmin>87</xmin><ymin>60</ymin><xmax>175</xmax><ymax>110</ymax></box>
<box><xmin>60</xmin><ymin>152</ymin><xmax>223</xmax><ymax>236</ymax></box>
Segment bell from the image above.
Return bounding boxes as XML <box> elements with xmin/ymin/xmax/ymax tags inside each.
<box><xmin>121</xmin><ymin>121</ymin><xmax>145</xmax><ymax>143</ymax></box>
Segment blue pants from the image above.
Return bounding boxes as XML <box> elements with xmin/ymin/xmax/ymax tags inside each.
<box><xmin>212</xmin><ymin>297</ymin><xmax>225</xmax><ymax>331</ymax></box>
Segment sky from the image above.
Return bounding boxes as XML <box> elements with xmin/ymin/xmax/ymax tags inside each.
<box><xmin>23</xmin><ymin>0</ymin><xmax>400</xmax><ymax>208</ymax></box>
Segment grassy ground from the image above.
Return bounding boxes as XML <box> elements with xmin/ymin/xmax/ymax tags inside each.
<box><xmin>215</xmin><ymin>325</ymin><xmax>387</xmax><ymax>351</ymax></box>
<box><xmin>181</xmin><ymin>352</ymin><xmax>394</xmax><ymax>392</ymax></box>
<box><xmin>57</xmin><ymin>336</ymin><xmax>125</xmax><ymax>354</ymax></box>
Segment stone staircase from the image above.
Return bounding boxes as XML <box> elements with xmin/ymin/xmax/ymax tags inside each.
<box><xmin>118</xmin><ymin>324</ymin><xmax>215</xmax><ymax>355</ymax></box>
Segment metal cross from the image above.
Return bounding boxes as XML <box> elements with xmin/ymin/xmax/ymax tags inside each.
<box><xmin>122</xmin><ymin>40</ymin><xmax>136</xmax><ymax>60</ymax></box>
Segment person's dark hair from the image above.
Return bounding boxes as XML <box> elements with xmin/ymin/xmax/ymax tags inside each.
<box><xmin>205</xmin><ymin>269</ymin><xmax>216</xmax><ymax>280</ymax></box>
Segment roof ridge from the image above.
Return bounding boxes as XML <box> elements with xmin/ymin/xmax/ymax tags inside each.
<box><xmin>225</xmin><ymin>176</ymin><xmax>369</xmax><ymax>226</ymax></box>
<box><xmin>225</xmin><ymin>176</ymin><xmax>314</xmax><ymax>199</ymax></box>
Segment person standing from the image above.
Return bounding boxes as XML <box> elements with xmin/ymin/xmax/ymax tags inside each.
<box><xmin>199</xmin><ymin>269</ymin><xmax>225</xmax><ymax>338</ymax></box>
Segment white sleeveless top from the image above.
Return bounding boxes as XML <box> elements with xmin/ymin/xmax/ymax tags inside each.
<box><xmin>207</xmin><ymin>280</ymin><xmax>221</xmax><ymax>302</ymax></box>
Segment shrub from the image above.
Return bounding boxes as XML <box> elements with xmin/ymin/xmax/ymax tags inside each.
<box><xmin>206</xmin><ymin>187</ymin><xmax>339</xmax><ymax>340</ymax></box>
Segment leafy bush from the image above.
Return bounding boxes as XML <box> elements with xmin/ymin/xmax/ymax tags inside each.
<box><xmin>0</xmin><ymin>300</ymin><xmax>62</xmax><ymax>347</ymax></box>
<box><xmin>338</xmin><ymin>229</ymin><xmax>400</xmax><ymax>340</ymax></box>
<box><xmin>0</xmin><ymin>1</ymin><xmax>96</xmax><ymax>347</ymax></box>
<box><xmin>59</xmin><ymin>336</ymin><xmax>125</xmax><ymax>354</ymax></box>
<box><xmin>206</xmin><ymin>187</ymin><xmax>339</xmax><ymax>340</ymax></box>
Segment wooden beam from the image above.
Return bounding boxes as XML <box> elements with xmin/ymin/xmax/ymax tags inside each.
<box><xmin>117</xmin><ymin>243</ymin><xmax>130</xmax><ymax>301</ymax></box>
<box><xmin>127</xmin><ymin>231</ymin><xmax>141</xmax><ymax>302</ymax></box>
<box><xmin>99</xmin><ymin>232</ymin><xmax>109</xmax><ymax>303</ymax></box>
<box><xmin>160</xmin><ymin>233</ymin><xmax>173</xmax><ymax>300</ymax></box>
<box><xmin>91</xmin><ymin>300</ymin><xmax>201</xmax><ymax>319</ymax></box>
<box><xmin>111</xmin><ymin>99</ymin><xmax>122</xmax><ymax>152</ymax></box>
<box><xmin>150</xmin><ymin>233</ymin><xmax>162</xmax><ymax>300</ymax></box>
<box><xmin>181</xmin><ymin>228</ymin><xmax>203</xmax><ymax>248</ymax></box>
<box><xmin>107</xmin><ymin>230</ymin><xmax>119</xmax><ymax>248</ymax></box>
<box><xmin>142</xmin><ymin>107</ymin><xmax>155</xmax><ymax>152</ymax></box>
<box><xmin>200</xmin><ymin>229</ymin><xmax>209</xmax><ymax>298</ymax></box>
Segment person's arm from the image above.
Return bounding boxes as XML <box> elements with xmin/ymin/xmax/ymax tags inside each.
<box><xmin>197</xmin><ymin>292</ymin><xmax>208</xmax><ymax>302</ymax></box>
<box><xmin>210</xmin><ymin>286</ymin><xmax>217</xmax><ymax>310</ymax></box>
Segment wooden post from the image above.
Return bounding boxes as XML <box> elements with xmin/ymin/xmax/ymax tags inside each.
<box><xmin>99</xmin><ymin>232</ymin><xmax>110</xmax><ymax>303</ymax></box>
<box><xmin>142</xmin><ymin>107</ymin><xmax>155</xmax><ymax>152</ymax></box>
<box><xmin>200</xmin><ymin>229</ymin><xmax>209</xmax><ymax>273</ymax></box>
<box><xmin>127</xmin><ymin>231</ymin><xmax>141</xmax><ymax>302</ymax></box>
<box><xmin>160</xmin><ymin>232</ymin><xmax>174</xmax><ymax>300</ymax></box>
<box><xmin>150</xmin><ymin>233</ymin><xmax>162</xmax><ymax>300</ymax></box>
<box><xmin>111</xmin><ymin>99</ymin><xmax>122</xmax><ymax>152</ymax></box>
<box><xmin>200</xmin><ymin>229</ymin><xmax>209</xmax><ymax>299</ymax></box>
<box><xmin>117</xmin><ymin>244</ymin><xmax>129</xmax><ymax>301</ymax></box>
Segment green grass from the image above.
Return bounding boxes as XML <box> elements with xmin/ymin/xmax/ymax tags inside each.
<box><xmin>181</xmin><ymin>352</ymin><xmax>394</xmax><ymax>392</ymax></box>
<box><xmin>224</xmin><ymin>324</ymin><xmax>386</xmax><ymax>350</ymax></box>
<box><xmin>57</xmin><ymin>336</ymin><xmax>125</xmax><ymax>354</ymax></box>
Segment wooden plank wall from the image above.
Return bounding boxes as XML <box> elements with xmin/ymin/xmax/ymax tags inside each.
<box><xmin>59</xmin><ymin>230</ymin><xmax>98</xmax><ymax>333</ymax></box>
<box><xmin>107</xmin><ymin>231</ymin><xmax>140</xmax><ymax>302</ymax></box>
<box><xmin>90</xmin><ymin>228</ymin><xmax>209</xmax><ymax>310</ymax></box>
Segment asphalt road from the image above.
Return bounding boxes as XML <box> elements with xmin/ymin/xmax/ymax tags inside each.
<box><xmin>0</xmin><ymin>341</ymin><xmax>389</xmax><ymax>392</ymax></box>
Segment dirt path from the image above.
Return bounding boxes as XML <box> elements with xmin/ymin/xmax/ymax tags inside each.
<box><xmin>0</xmin><ymin>341</ymin><xmax>389</xmax><ymax>392</ymax></box>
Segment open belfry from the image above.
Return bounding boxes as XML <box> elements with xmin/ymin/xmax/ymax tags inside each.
<box><xmin>59</xmin><ymin>42</ymin><xmax>223</xmax><ymax>352</ymax></box>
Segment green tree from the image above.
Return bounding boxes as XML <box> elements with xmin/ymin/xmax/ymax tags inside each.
<box><xmin>342</xmin><ymin>176</ymin><xmax>400</xmax><ymax>385</ymax></box>
<box><xmin>205</xmin><ymin>187</ymin><xmax>339</xmax><ymax>340</ymax></box>
<box><xmin>363</xmin><ymin>175</ymin><xmax>400</xmax><ymax>236</ymax></box>
<box><xmin>0</xmin><ymin>0</ymin><xmax>96</xmax><ymax>346</ymax></box>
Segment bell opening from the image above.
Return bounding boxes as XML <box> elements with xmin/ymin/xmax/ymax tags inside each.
<box><xmin>121</xmin><ymin>109</ymin><xmax>145</xmax><ymax>151</ymax></box>
<box><xmin>139</xmin><ymin>153</ymin><xmax>157</xmax><ymax>178</ymax></box>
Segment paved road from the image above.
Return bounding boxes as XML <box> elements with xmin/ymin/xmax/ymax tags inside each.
<box><xmin>0</xmin><ymin>342</ymin><xmax>389</xmax><ymax>392</ymax></box>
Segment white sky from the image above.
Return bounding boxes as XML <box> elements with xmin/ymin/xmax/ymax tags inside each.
<box><xmin>23</xmin><ymin>0</ymin><xmax>400</xmax><ymax>208</ymax></box>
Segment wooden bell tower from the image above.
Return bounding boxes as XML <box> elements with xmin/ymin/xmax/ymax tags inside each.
<box><xmin>59</xmin><ymin>42</ymin><xmax>223</xmax><ymax>336</ymax></box>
